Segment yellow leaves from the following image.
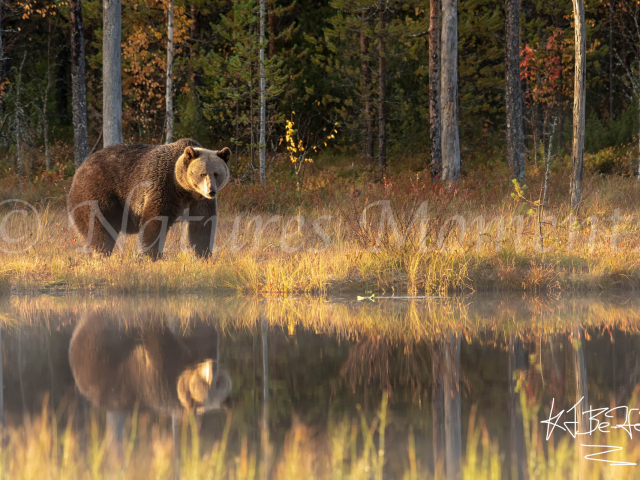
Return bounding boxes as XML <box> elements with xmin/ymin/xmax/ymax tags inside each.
<box><xmin>285</xmin><ymin>116</ymin><xmax>339</xmax><ymax>166</ymax></box>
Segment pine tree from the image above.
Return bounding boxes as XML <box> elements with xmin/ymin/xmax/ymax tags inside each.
<box><xmin>200</xmin><ymin>0</ymin><xmax>286</xmax><ymax>180</ymax></box>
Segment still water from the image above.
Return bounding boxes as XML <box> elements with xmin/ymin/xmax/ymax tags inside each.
<box><xmin>1</xmin><ymin>293</ymin><xmax>640</xmax><ymax>479</ymax></box>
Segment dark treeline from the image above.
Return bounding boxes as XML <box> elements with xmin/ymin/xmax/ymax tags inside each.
<box><xmin>0</xmin><ymin>0</ymin><xmax>638</xmax><ymax>189</ymax></box>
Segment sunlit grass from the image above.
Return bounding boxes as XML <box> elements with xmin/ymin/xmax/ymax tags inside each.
<box><xmin>7</xmin><ymin>389</ymin><xmax>640</xmax><ymax>479</ymax></box>
<box><xmin>2</xmin><ymin>170</ymin><xmax>640</xmax><ymax>294</ymax></box>
<box><xmin>0</xmin><ymin>395</ymin><xmax>396</xmax><ymax>480</ymax></box>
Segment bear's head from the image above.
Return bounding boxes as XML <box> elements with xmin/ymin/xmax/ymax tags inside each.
<box><xmin>177</xmin><ymin>360</ymin><xmax>232</xmax><ymax>413</ymax></box>
<box><xmin>176</xmin><ymin>146</ymin><xmax>231</xmax><ymax>199</ymax></box>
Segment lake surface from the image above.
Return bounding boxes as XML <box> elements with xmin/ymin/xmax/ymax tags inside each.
<box><xmin>1</xmin><ymin>293</ymin><xmax>640</xmax><ymax>479</ymax></box>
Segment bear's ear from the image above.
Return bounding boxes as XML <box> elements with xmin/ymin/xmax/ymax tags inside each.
<box><xmin>217</xmin><ymin>147</ymin><xmax>231</xmax><ymax>164</ymax></box>
<box><xmin>183</xmin><ymin>146</ymin><xmax>199</xmax><ymax>165</ymax></box>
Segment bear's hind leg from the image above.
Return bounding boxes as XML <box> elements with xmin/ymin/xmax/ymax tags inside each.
<box><xmin>89</xmin><ymin>220</ymin><xmax>119</xmax><ymax>255</ymax></box>
<box><xmin>70</xmin><ymin>202</ymin><xmax>121</xmax><ymax>255</ymax></box>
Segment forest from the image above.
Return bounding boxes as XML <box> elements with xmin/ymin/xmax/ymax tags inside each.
<box><xmin>0</xmin><ymin>0</ymin><xmax>638</xmax><ymax>187</ymax></box>
<box><xmin>1</xmin><ymin>0</ymin><xmax>640</xmax><ymax>295</ymax></box>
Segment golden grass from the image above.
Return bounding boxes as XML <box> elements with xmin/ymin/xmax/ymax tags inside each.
<box><xmin>5</xmin><ymin>292</ymin><xmax>640</xmax><ymax>343</ymax></box>
<box><xmin>7</xmin><ymin>388</ymin><xmax>640</xmax><ymax>479</ymax></box>
<box><xmin>1</xmin><ymin>170</ymin><xmax>640</xmax><ymax>295</ymax></box>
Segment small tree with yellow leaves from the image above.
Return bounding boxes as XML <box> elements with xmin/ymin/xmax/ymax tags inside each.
<box><xmin>281</xmin><ymin>113</ymin><xmax>338</xmax><ymax>177</ymax></box>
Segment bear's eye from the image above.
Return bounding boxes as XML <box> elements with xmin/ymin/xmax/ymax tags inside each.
<box><xmin>200</xmin><ymin>173</ymin><xmax>207</xmax><ymax>178</ymax></box>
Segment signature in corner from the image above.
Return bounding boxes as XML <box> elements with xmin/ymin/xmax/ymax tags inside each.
<box><xmin>581</xmin><ymin>445</ymin><xmax>637</xmax><ymax>466</ymax></box>
<box><xmin>541</xmin><ymin>397</ymin><xmax>640</xmax><ymax>465</ymax></box>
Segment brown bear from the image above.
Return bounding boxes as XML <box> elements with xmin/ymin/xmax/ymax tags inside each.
<box><xmin>68</xmin><ymin>312</ymin><xmax>232</xmax><ymax>414</ymax></box>
<box><xmin>68</xmin><ymin>138</ymin><xmax>230</xmax><ymax>258</ymax></box>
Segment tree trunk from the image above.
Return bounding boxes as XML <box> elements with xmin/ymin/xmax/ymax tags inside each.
<box><xmin>557</xmin><ymin>94</ymin><xmax>564</xmax><ymax>151</ymax></box>
<box><xmin>440</xmin><ymin>0</ymin><xmax>460</xmax><ymax>183</ymax></box>
<box><xmin>505</xmin><ymin>0</ymin><xmax>525</xmax><ymax>182</ymax></box>
<box><xmin>0</xmin><ymin>327</ymin><xmax>3</xmax><ymax>428</ymax></box>
<box><xmin>429</xmin><ymin>0</ymin><xmax>442</xmax><ymax>178</ymax></box>
<box><xmin>361</xmin><ymin>12</ymin><xmax>374</xmax><ymax>163</ymax></box>
<box><xmin>44</xmin><ymin>21</ymin><xmax>53</xmax><ymax>170</ymax></box>
<box><xmin>70</xmin><ymin>0</ymin><xmax>89</xmax><ymax>165</ymax></box>
<box><xmin>609</xmin><ymin>0</ymin><xmax>614</xmax><ymax>120</ymax></box>
<box><xmin>165</xmin><ymin>0</ymin><xmax>174</xmax><ymax>144</ymax></box>
<box><xmin>431</xmin><ymin>341</ymin><xmax>445</xmax><ymax>474</ymax></box>
<box><xmin>103</xmin><ymin>0</ymin><xmax>123</xmax><ymax>147</ymax></box>
<box><xmin>16</xmin><ymin>53</ymin><xmax>26</xmax><ymax>179</ymax></box>
<box><xmin>572</xmin><ymin>325</ymin><xmax>588</xmax><ymax>478</ymax></box>
<box><xmin>377</xmin><ymin>3</ymin><xmax>387</xmax><ymax>171</ymax></box>
<box><xmin>259</xmin><ymin>0</ymin><xmax>267</xmax><ymax>185</ymax></box>
<box><xmin>249</xmin><ymin>24</ymin><xmax>255</xmax><ymax>171</ymax></box>
<box><xmin>0</xmin><ymin>0</ymin><xmax>3</xmax><ymax>106</ymax></box>
<box><xmin>508</xmin><ymin>336</ymin><xmax>529</xmax><ymax>480</ymax></box>
<box><xmin>570</xmin><ymin>0</ymin><xmax>586</xmax><ymax>211</ymax></box>
<box><xmin>261</xmin><ymin>316</ymin><xmax>270</xmax><ymax>480</ymax></box>
<box><xmin>443</xmin><ymin>333</ymin><xmax>461</xmax><ymax>480</ymax></box>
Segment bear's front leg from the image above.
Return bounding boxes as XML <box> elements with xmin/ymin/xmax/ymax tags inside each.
<box><xmin>139</xmin><ymin>200</ymin><xmax>171</xmax><ymax>260</ymax></box>
<box><xmin>188</xmin><ymin>199</ymin><xmax>217</xmax><ymax>258</ymax></box>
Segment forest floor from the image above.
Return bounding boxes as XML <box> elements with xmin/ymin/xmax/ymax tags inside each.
<box><xmin>1</xmin><ymin>150</ymin><xmax>640</xmax><ymax>295</ymax></box>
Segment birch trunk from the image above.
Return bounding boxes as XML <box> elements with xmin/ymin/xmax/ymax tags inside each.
<box><xmin>443</xmin><ymin>333</ymin><xmax>461</xmax><ymax>480</ymax></box>
<box><xmin>440</xmin><ymin>0</ymin><xmax>460</xmax><ymax>183</ymax></box>
<box><xmin>377</xmin><ymin>3</ymin><xmax>387</xmax><ymax>171</ymax></box>
<box><xmin>570</xmin><ymin>0</ymin><xmax>586</xmax><ymax>211</ymax></box>
<box><xmin>70</xmin><ymin>0</ymin><xmax>89</xmax><ymax>165</ymax></box>
<box><xmin>429</xmin><ymin>0</ymin><xmax>442</xmax><ymax>178</ymax></box>
<box><xmin>165</xmin><ymin>0</ymin><xmax>174</xmax><ymax>144</ymax></box>
<box><xmin>259</xmin><ymin>0</ymin><xmax>267</xmax><ymax>185</ymax></box>
<box><xmin>261</xmin><ymin>316</ymin><xmax>269</xmax><ymax>480</ymax></box>
<box><xmin>505</xmin><ymin>0</ymin><xmax>525</xmax><ymax>182</ymax></box>
<box><xmin>361</xmin><ymin>13</ymin><xmax>374</xmax><ymax>163</ymax></box>
<box><xmin>103</xmin><ymin>0</ymin><xmax>123</xmax><ymax>147</ymax></box>
<box><xmin>572</xmin><ymin>325</ymin><xmax>588</xmax><ymax>478</ymax></box>
<box><xmin>431</xmin><ymin>341</ymin><xmax>445</xmax><ymax>474</ymax></box>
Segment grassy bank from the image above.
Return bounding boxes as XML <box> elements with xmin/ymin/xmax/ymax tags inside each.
<box><xmin>1</xmin><ymin>157</ymin><xmax>640</xmax><ymax>295</ymax></box>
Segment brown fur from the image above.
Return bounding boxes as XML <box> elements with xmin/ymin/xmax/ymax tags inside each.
<box><xmin>67</xmin><ymin>138</ymin><xmax>231</xmax><ymax>258</ymax></box>
<box><xmin>68</xmin><ymin>312</ymin><xmax>232</xmax><ymax>414</ymax></box>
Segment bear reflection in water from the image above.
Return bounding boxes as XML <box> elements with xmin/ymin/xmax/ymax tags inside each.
<box><xmin>69</xmin><ymin>313</ymin><xmax>231</xmax><ymax>415</ymax></box>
